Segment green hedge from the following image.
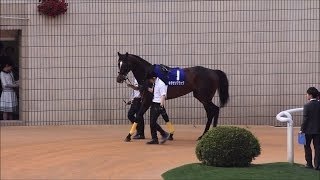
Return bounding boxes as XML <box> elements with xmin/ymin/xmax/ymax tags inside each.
<box><xmin>196</xmin><ymin>126</ymin><xmax>261</xmax><ymax>167</ymax></box>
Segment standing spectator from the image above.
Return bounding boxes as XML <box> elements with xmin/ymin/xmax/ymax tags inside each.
<box><xmin>0</xmin><ymin>60</ymin><xmax>19</xmax><ymax>120</ymax></box>
<box><xmin>300</xmin><ymin>87</ymin><xmax>320</xmax><ymax>169</ymax></box>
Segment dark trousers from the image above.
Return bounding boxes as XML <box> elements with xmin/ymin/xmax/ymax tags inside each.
<box><xmin>304</xmin><ymin>134</ymin><xmax>320</xmax><ymax>167</ymax></box>
<box><xmin>127</xmin><ymin>98</ymin><xmax>144</xmax><ymax>136</ymax></box>
<box><xmin>150</xmin><ymin>102</ymin><xmax>169</xmax><ymax>140</ymax></box>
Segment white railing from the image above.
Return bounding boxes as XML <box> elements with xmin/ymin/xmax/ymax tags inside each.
<box><xmin>276</xmin><ymin>107</ymin><xmax>303</xmax><ymax>164</ymax></box>
<box><xmin>0</xmin><ymin>16</ymin><xmax>29</xmax><ymax>20</ymax></box>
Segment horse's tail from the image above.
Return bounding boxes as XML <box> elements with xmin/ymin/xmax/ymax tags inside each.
<box><xmin>215</xmin><ymin>70</ymin><xmax>229</xmax><ymax>108</ymax></box>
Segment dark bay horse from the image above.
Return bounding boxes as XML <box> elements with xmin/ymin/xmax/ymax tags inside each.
<box><xmin>116</xmin><ymin>52</ymin><xmax>229</xmax><ymax>141</ymax></box>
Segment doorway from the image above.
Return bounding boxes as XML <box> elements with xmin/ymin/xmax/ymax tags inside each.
<box><xmin>0</xmin><ymin>30</ymin><xmax>20</xmax><ymax>120</ymax></box>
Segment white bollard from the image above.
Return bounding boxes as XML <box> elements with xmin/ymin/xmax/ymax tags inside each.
<box><xmin>276</xmin><ymin>108</ymin><xmax>303</xmax><ymax>164</ymax></box>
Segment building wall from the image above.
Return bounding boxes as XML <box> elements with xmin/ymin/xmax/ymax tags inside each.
<box><xmin>0</xmin><ymin>0</ymin><xmax>319</xmax><ymax>126</ymax></box>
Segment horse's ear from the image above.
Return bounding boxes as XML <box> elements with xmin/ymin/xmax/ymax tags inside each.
<box><xmin>117</xmin><ymin>52</ymin><xmax>121</xmax><ymax>57</ymax></box>
<box><xmin>125</xmin><ymin>52</ymin><xmax>129</xmax><ymax>56</ymax></box>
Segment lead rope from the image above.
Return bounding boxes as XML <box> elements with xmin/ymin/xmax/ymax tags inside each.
<box><xmin>123</xmin><ymin>77</ymin><xmax>132</xmax><ymax>106</ymax></box>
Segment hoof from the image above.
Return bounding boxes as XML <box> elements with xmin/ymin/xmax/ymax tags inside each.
<box><xmin>168</xmin><ymin>133</ymin><xmax>174</xmax><ymax>141</ymax></box>
<box><xmin>124</xmin><ymin>134</ymin><xmax>131</xmax><ymax>142</ymax></box>
<box><xmin>197</xmin><ymin>135</ymin><xmax>203</xmax><ymax>141</ymax></box>
<box><xmin>160</xmin><ymin>132</ymin><xmax>170</xmax><ymax>144</ymax></box>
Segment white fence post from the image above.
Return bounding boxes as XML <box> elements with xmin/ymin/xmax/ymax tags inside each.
<box><xmin>276</xmin><ymin>108</ymin><xmax>303</xmax><ymax>164</ymax></box>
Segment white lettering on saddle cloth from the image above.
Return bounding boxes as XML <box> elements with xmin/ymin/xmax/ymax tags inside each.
<box><xmin>168</xmin><ymin>81</ymin><xmax>185</xmax><ymax>85</ymax></box>
<box><xmin>168</xmin><ymin>70</ymin><xmax>185</xmax><ymax>86</ymax></box>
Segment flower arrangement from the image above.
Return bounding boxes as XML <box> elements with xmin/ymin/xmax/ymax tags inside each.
<box><xmin>38</xmin><ymin>0</ymin><xmax>68</xmax><ymax>17</ymax></box>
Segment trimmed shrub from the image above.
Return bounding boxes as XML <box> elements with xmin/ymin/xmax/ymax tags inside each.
<box><xmin>196</xmin><ymin>126</ymin><xmax>261</xmax><ymax>167</ymax></box>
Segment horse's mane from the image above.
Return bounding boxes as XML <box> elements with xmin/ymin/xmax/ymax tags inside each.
<box><xmin>129</xmin><ymin>54</ymin><xmax>152</xmax><ymax>66</ymax></box>
<box><xmin>130</xmin><ymin>54</ymin><xmax>142</xmax><ymax>59</ymax></box>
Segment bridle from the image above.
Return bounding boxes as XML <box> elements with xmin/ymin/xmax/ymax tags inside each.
<box><xmin>117</xmin><ymin>71</ymin><xmax>128</xmax><ymax>82</ymax></box>
<box><xmin>117</xmin><ymin>56</ymin><xmax>131</xmax><ymax>82</ymax></box>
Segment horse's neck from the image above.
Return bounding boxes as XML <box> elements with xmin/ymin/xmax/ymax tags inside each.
<box><xmin>131</xmin><ymin>57</ymin><xmax>152</xmax><ymax>84</ymax></box>
<box><xmin>132</xmin><ymin>69</ymin><xmax>146</xmax><ymax>84</ymax></box>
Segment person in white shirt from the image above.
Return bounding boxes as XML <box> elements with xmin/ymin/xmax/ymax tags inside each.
<box><xmin>126</xmin><ymin>78</ymin><xmax>145</xmax><ymax>139</ymax></box>
<box><xmin>145</xmin><ymin>73</ymin><xmax>174</xmax><ymax>144</ymax></box>
<box><xmin>0</xmin><ymin>61</ymin><xmax>19</xmax><ymax>120</ymax></box>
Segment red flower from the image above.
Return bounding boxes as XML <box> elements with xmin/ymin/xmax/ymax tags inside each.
<box><xmin>38</xmin><ymin>0</ymin><xmax>68</xmax><ymax>17</ymax></box>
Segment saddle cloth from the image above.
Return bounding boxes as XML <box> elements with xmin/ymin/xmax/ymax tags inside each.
<box><xmin>154</xmin><ymin>64</ymin><xmax>185</xmax><ymax>86</ymax></box>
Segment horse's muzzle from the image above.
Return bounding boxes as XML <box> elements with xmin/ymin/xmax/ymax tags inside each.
<box><xmin>116</xmin><ymin>74</ymin><xmax>126</xmax><ymax>83</ymax></box>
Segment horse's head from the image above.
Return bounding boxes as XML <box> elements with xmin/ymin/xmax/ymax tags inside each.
<box><xmin>116</xmin><ymin>52</ymin><xmax>153</xmax><ymax>84</ymax></box>
<box><xmin>116</xmin><ymin>52</ymin><xmax>132</xmax><ymax>83</ymax></box>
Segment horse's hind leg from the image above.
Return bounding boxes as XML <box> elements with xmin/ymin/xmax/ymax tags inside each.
<box><xmin>212</xmin><ymin>103</ymin><xmax>220</xmax><ymax>127</ymax></box>
<box><xmin>203</xmin><ymin>102</ymin><xmax>215</xmax><ymax>132</ymax></box>
<box><xmin>198</xmin><ymin>102</ymin><xmax>219</xmax><ymax>140</ymax></box>
<box><xmin>193</xmin><ymin>91</ymin><xmax>217</xmax><ymax>140</ymax></box>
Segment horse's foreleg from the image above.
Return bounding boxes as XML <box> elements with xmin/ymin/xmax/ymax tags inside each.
<box><xmin>124</xmin><ymin>122</ymin><xmax>138</xmax><ymax>142</ymax></box>
<box><xmin>124</xmin><ymin>105</ymin><xmax>149</xmax><ymax>142</ymax></box>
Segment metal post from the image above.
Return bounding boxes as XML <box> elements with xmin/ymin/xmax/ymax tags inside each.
<box><xmin>287</xmin><ymin>121</ymin><xmax>294</xmax><ymax>163</ymax></box>
<box><xmin>276</xmin><ymin>108</ymin><xmax>303</xmax><ymax>164</ymax></box>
